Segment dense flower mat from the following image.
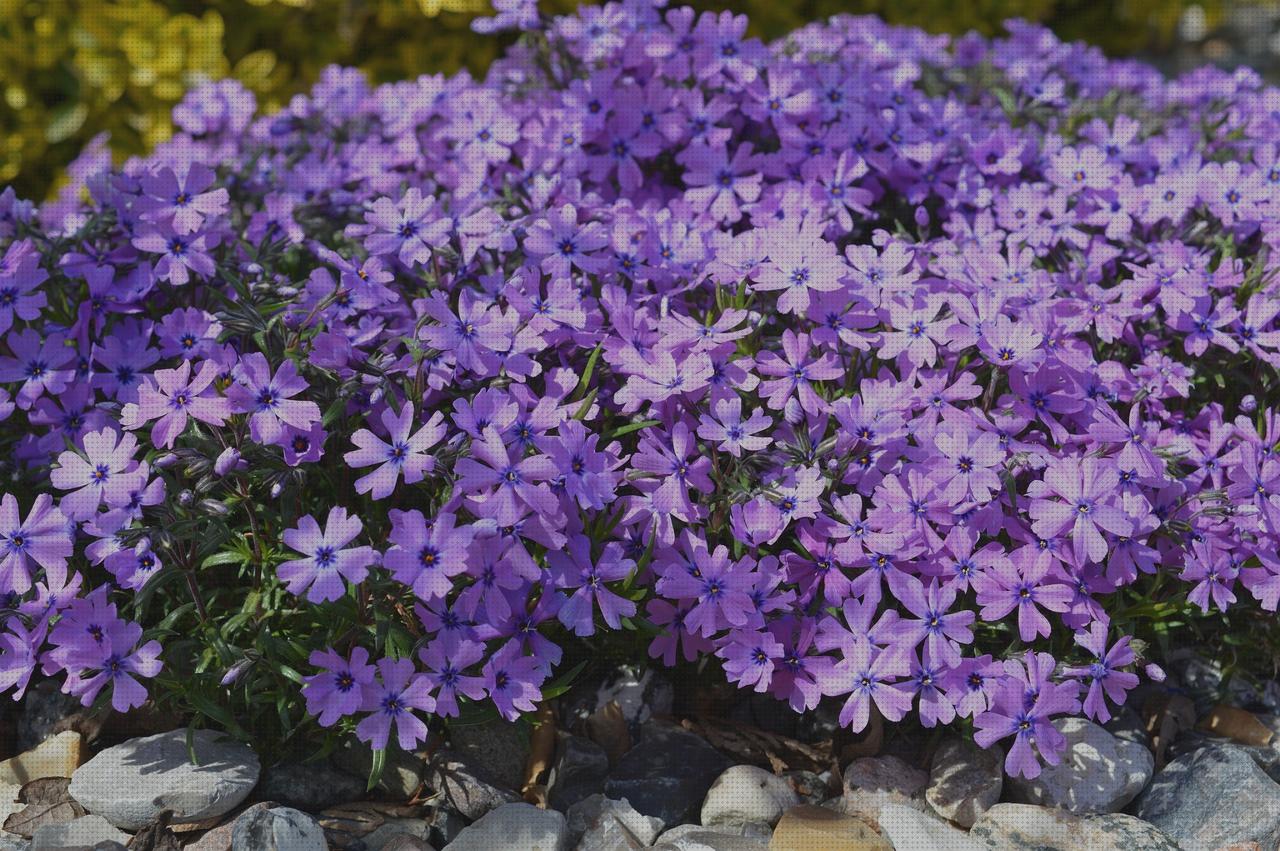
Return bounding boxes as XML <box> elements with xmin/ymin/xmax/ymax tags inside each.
<box><xmin>2</xmin><ymin>0</ymin><xmax>1280</xmax><ymax>780</ymax></box>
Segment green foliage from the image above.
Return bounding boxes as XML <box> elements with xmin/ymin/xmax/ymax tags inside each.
<box><xmin>3</xmin><ymin>0</ymin><xmax>1232</xmax><ymax>201</ymax></box>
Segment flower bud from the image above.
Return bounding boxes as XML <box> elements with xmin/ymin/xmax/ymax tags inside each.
<box><xmin>1241</xmin><ymin>394</ymin><xmax>1258</xmax><ymax>414</ymax></box>
<box><xmin>154</xmin><ymin>453</ymin><xmax>181</xmax><ymax>469</ymax></box>
<box><xmin>1144</xmin><ymin>662</ymin><xmax>1166</xmax><ymax>683</ymax></box>
<box><xmin>198</xmin><ymin>499</ymin><xmax>230</xmax><ymax>516</ymax></box>
<box><xmin>270</xmin><ymin>481</ymin><xmax>284</xmax><ymax>499</ymax></box>
<box><xmin>214</xmin><ymin>447</ymin><xmax>241</xmax><ymax>477</ymax></box>
<box><xmin>177</xmin><ymin>489</ymin><xmax>195</xmax><ymax>507</ymax></box>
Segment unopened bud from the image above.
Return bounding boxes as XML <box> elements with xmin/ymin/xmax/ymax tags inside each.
<box><xmin>198</xmin><ymin>499</ymin><xmax>230</xmax><ymax>516</ymax></box>
<box><xmin>1241</xmin><ymin>394</ymin><xmax>1258</xmax><ymax>414</ymax></box>
<box><xmin>1144</xmin><ymin>662</ymin><xmax>1166</xmax><ymax>683</ymax></box>
<box><xmin>270</xmin><ymin>481</ymin><xmax>284</xmax><ymax>499</ymax></box>
<box><xmin>155</xmin><ymin>453</ymin><xmax>181</xmax><ymax>469</ymax></box>
<box><xmin>214</xmin><ymin>447</ymin><xmax>241</xmax><ymax>477</ymax></box>
<box><xmin>177</xmin><ymin>489</ymin><xmax>195</xmax><ymax>507</ymax></box>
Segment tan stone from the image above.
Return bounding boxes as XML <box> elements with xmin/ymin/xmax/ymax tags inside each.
<box><xmin>769</xmin><ymin>804</ymin><xmax>891</xmax><ymax>851</ymax></box>
<box><xmin>0</xmin><ymin>731</ymin><xmax>82</xmax><ymax>786</ymax></box>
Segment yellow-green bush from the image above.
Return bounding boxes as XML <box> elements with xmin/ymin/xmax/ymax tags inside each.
<box><xmin>0</xmin><ymin>0</ymin><xmax>1221</xmax><ymax>200</ymax></box>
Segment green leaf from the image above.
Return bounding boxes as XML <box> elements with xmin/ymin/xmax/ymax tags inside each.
<box><xmin>367</xmin><ymin>749</ymin><xmax>386</xmax><ymax>792</ymax></box>
<box><xmin>202</xmin><ymin>551</ymin><xmax>244</xmax><ymax>569</ymax></box>
<box><xmin>46</xmin><ymin>103</ymin><xmax>88</xmax><ymax>144</ymax></box>
<box><xmin>607</xmin><ymin>418</ymin><xmax>659</xmax><ymax>440</ymax></box>
<box><xmin>571</xmin><ymin>344</ymin><xmax>603</xmax><ymax>402</ymax></box>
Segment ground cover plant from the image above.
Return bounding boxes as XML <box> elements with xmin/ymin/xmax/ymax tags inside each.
<box><xmin>2</xmin><ymin>0</ymin><xmax>1280</xmax><ymax>785</ymax></box>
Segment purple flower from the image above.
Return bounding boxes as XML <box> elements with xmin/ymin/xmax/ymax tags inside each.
<box><xmin>384</xmin><ymin>510</ymin><xmax>475</xmax><ymax>601</ymax></box>
<box><xmin>455</xmin><ymin>427</ymin><xmax>558</xmax><ymax>525</ymax></box>
<box><xmin>973</xmin><ymin>549</ymin><xmax>1074</xmax><ymax>642</ymax></box>
<box><xmin>279</xmin><ymin>507</ymin><xmax>376</xmax><ymax>603</ymax></box>
<box><xmin>1028</xmin><ymin>456</ymin><xmax>1133</xmax><ymax>564</ymax></box>
<box><xmin>524</xmin><ymin>203</ymin><xmax>608</xmax><ymax>278</ymax></box>
<box><xmin>50</xmin><ymin>428</ymin><xmax>144</xmax><ymax>520</ymax></box>
<box><xmin>1064</xmin><ymin>621</ymin><xmax>1138</xmax><ymax>723</ymax></box>
<box><xmin>359</xmin><ymin>187</ymin><xmax>446</xmax><ymax>268</ymax></box>
<box><xmin>303</xmin><ymin>646</ymin><xmax>376</xmax><ymax>727</ymax></box>
<box><xmin>550</xmin><ymin>535</ymin><xmax>636</xmax><ymax>637</ymax></box>
<box><xmin>59</xmin><ymin>618</ymin><xmax>163</xmax><ymax>712</ymax></box>
<box><xmin>483</xmin><ymin>647</ymin><xmax>545</xmax><ymax>721</ymax></box>
<box><xmin>974</xmin><ymin>651</ymin><xmax>1080</xmax><ymax>779</ymax></box>
<box><xmin>0</xmin><ymin>494</ymin><xmax>71</xmax><ymax>595</ymax></box>
<box><xmin>418</xmin><ymin>638</ymin><xmax>487</xmax><ymax>717</ymax></box>
<box><xmin>132</xmin><ymin>228</ymin><xmax>217</xmax><ymax>286</ymax></box>
<box><xmin>344</xmin><ymin>403</ymin><xmax>446</xmax><ymax>499</ymax></box>
<box><xmin>356</xmin><ymin>657</ymin><xmax>434</xmax><ymax>751</ymax></box>
<box><xmin>121</xmin><ymin>360</ymin><xmax>231</xmax><ymax>448</ymax></box>
<box><xmin>0</xmin><ymin>329</ymin><xmax>75</xmax><ymax>410</ymax></box>
<box><xmin>0</xmin><ymin>243</ymin><xmax>48</xmax><ymax>336</ymax></box>
<box><xmin>138</xmin><ymin>165</ymin><xmax>229</xmax><ymax>234</ymax></box>
<box><xmin>697</xmin><ymin>395</ymin><xmax>771</xmax><ymax>457</ymax></box>
<box><xmin>827</xmin><ymin>638</ymin><xmax>913</xmax><ymax>733</ymax></box>
<box><xmin>227</xmin><ymin>352</ymin><xmax>321</xmax><ymax>445</ymax></box>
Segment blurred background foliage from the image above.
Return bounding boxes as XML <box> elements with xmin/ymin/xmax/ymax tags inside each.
<box><xmin>0</xmin><ymin>0</ymin><xmax>1255</xmax><ymax>200</ymax></box>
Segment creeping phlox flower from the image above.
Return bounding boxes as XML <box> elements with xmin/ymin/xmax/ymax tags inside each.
<box><xmin>3</xmin><ymin>0</ymin><xmax>1280</xmax><ymax>777</ymax></box>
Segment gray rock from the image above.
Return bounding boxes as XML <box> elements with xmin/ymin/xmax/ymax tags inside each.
<box><xmin>1170</xmin><ymin>655</ymin><xmax>1257</xmax><ymax>714</ymax></box>
<box><xmin>424</xmin><ymin>807</ymin><xmax>467</xmax><ymax>848</ymax></box>
<box><xmin>0</xmin><ymin>838</ymin><xmax>27</xmax><ymax>851</ymax></box>
<box><xmin>972</xmin><ymin>804</ymin><xmax>1178</xmax><ymax>851</ymax></box>
<box><xmin>377</xmin><ymin>837</ymin><xmax>434</xmax><ymax>851</ymax></box>
<box><xmin>334</xmin><ymin>739</ymin><xmax>422</xmax><ymax>800</ymax></box>
<box><xmin>230</xmin><ymin>806</ymin><xmax>327</xmax><ymax>850</ymax></box>
<box><xmin>89</xmin><ymin>843</ymin><xmax>127</xmax><ymax>851</ymax></box>
<box><xmin>257</xmin><ymin>758</ymin><xmax>364</xmax><ymax>812</ymax></box>
<box><xmin>573</xmin><ymin>793</ymin><xmax>665</xmax><ymax>844</ymax></box>
<box><xmin>68</xmin><ymin>729</ymin><xmax>260</xmax><ymax>831</ymax></box>
<box><xmin>566</xmin><ymin>794</ymin><xmax>663</xmax><ymax>847</ymax></box>
<box><xmin>1130</xmin><ymin>743</ymin><xmax>1280</xmax><ymax>849</ymax></box>
<box><xmin>781</xmin><ymin>770</ymin><xmax>830</xmax><ymax>805</ymax></box>
<box><xmin>546</xmin><ymin>733</ymin><xmax>610</xmax><ymax>812</ymax></box>
<box><xmin>604</xmin><ymin>722</ymin><xmax>730</xmax><ymax>829</ymax></box>
<box><xmin>449</xmin><ymin>720</ymin><xmax>530</xmax><ymax>792</ymax></box>
<box><xmin>1008</xmin><ymin>717</ymin><xmax>1153</xmax><ymax>814</ymax></box>
<box><xmin>652</xmin><ymin>823</ymin><xmax>769</xmax><ymax>851</ymax></box>
<box><xmin>17</xmin><ymin>681</ymin><xmax>82</xmax><ymax>752</ymax></box>
<box><xmin>878</xmin><ymin>804</ymin><xmax>984</xmax><ymax>851</ymax></box>
<box><xmin>31</xmin><ymin>815</ymin><xmax>129</xmax><ymax>851</ymax></box>
<box><xmin>357</xmin><ymin>817</ymin><xmax>432</xmax><ymax>851</ymax></box>
<box><xmin>840</xmin><ymin>754</ymin><xmax>929</xmax><ymax>828</ymax></box>
<box><xmin>700</xmin><ymin>765</ymin><xmax>798</xmax><ymax>828</ymax></box>
<box><xmin>1103</xmin><ymin>705</ymin><xmax>1150</xmax><ymax>748</ymax></box>
<box><xmin>591</xmin><ymin>668</ymin><xmax>674</xmax><ymax>729</ymax></box>
<box><xmin>445</xmin><ymin>803</ymin><xmax>568</xmax><ymax>851</ymax></box>
<box><xmin>421</xmin><ymin>750</ymin><xmax>519</xmax><ymax>821</ymax></box>
<box><xmin>925</xmin><ymin>736</ymin><xmax>1001</xmax><ymax>828</ymax></box>
<box><xmin>1081</xmin><ymin>814</ymin><xmax>1180</xmax><ymax>850</ymax></box>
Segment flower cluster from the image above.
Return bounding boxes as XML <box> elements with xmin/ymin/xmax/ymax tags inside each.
<box><xmin>3</xmin><ymin>0</ymin><xmax>1280</xmax><ymax>778</ymax></box>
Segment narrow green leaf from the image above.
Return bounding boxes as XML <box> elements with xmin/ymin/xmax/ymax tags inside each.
<box><xmin>367</xmin><ymin>748</ymin><xmax>386</xmax><ymax>792</ymax></box>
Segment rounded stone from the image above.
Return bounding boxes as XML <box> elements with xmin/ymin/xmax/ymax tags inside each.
<box><xmin>1007</xmin><ymin>717</ymin><xmax>1152</xmax><ymax>814</ymax></box>
<box><xmin>700</xmin><ymin>765</ymin><xmax>799</xmax><ymax>828</ymax></box>
<box><xmin>925</xmin><ymin>736</ymin><xmax>1002</xmax><ymax>827</ymax></box>
<box><xmin>68</xmin><ymin>729</ymin><xmax>261</xmax><ymax>831</ymax></box>
<box><xmin>230</xmin><ymin>806</ymin><xmax>328</xmax><ymax>851</ymax></box>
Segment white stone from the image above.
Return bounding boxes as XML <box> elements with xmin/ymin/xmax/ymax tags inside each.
<box><xmin>231</xmin><ymin>805</ymin><xmax>328</xmax><ymax>850</ymax></box>
<box><xmin>31</xmin><ymin>814</ymin><xmax>129</xmax><ymax>850</ymax></box>
<box><xmin>567</xmin><ymin>794</ymin><xmax>664</xmax><ymax>846</ymax></box>
<box><xmin>878</xmin><ymin>804</ymin><xmax>984</xmax><ymax>851</ymax></box>
<box><xmin>1007</xmin><ymin>717</ymin><xmax>1153</xmax><ymax>814</ymax></box>
<box><xmin>68</xmin><ymin>729</ymin><xmax>260</xmax><ymax>830</ymax></box>
<box><xmin>925</xmin><ymin>736</ymin><xmax>1002</xmax><ymax>828</ymax></box>
<box><xmin>700</xmin><ymin>765</ymin><xmax>798</xmax><ymax>828</ymax></box>
<box><xmin>445</xmin><ymin>803</ymin><xmax>568</xmax><ymax>851</ymax></box>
